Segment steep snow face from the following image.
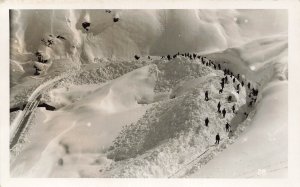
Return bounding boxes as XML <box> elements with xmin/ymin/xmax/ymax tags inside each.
<box><xmin>10</xmin><ymin>9</ymin><xmax>287</xmax><ymax>82</ymax></box>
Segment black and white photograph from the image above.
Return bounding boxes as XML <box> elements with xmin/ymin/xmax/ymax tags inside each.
<box><xmin>1</xmin><ymin>0</ymin><xmax>300</xmax><ymax>186</ymax></box>
<box><xmin>8</xmin><ymin>9</ymin><xmax>288</xmax><ymax>178</ymax></box>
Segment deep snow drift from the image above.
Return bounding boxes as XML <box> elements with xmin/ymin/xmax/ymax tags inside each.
<box><xmin>9</xmin><ymin>9</ymin><xmax>287</xmax><ymax>178</ymax></box>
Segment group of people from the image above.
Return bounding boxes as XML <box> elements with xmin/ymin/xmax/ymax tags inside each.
<box><xmin>198</xmin><ymin>57</ymin><xmax>259</xmax><ymax>145</ymax></box>
<box><xmin>134</xmin><ymin>52</ymin><xmax>259</xmax><ymax>146</ymax></box>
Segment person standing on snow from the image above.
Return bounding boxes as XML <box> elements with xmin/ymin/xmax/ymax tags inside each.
<box><xmin>232</xmin><ymin>104</ymin><xmax>236</xmax><ymax>113</ymax></box>
<box><xmin>217</xmin><ymin>102</ymin><xmax>221</xmax><ymax>113</ymax></box>
<box><xmin>205</xmin><ymin>117</ymin><xmax>209</xmax><ymax>127</ymax></box>
<box><xmin>220</xmin><ymin>81</ymin><xmax>224</xmax><ymax>90</ymax></box>
<box><xmin>205</xmin><ymin>91</ymin><xmax>209</xmax><ymax>101</ymax></box>
<box><xmin>225</xmin><ymin>122</ymin><xmax>231</xmax><ymax>132</ymax></box>
<box><xmin>222</xmin><ymin>108</ymin><xmax>226</xmax><ymax>118</ymax></box>
<box><xmin>215</xmin><ymin>133</ymin><xmax>220</xmax><ymax>145</ymax></box>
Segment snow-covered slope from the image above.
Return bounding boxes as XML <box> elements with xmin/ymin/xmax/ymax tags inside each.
<box><xmin>189</xmin><ymin>80</ymin><xmax>287</xmax><ymax>178</ymax></box>
<box><xmin>9</xmin><ymin>9</ymin><xmax>288</xmax><ymax>178</ymax></box>
<box><xmin>11</xmin><ymin>55</ymin><xmax>248</xmax><ymax>177</ymax></box>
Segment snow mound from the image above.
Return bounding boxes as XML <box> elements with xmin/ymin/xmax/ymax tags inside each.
<box><xmin>103</xmin><ymin>61</ymin><xmax>246</xmax><ymax>177</ymax></box>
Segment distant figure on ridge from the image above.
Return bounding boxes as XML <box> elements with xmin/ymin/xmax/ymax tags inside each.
<box><xmin>134</xmin><ymin>55</ymin><xmax>140</xmax><ymax>60</ymax></box>
<box><xmin>167</xmin><ymin>55</ymin><xmax>171</xmax><ymax>60</ymax></box>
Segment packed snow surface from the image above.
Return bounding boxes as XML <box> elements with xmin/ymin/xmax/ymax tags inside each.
<box><xmin>10</xmin><ymin>9</ymin><xmax>287</xmax><ymax>178</ymax></box>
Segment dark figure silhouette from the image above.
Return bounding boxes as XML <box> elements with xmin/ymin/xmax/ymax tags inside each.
<box><xmin>218</xmin><ymin>64</ymin><xmax>221</xmax><ymax>70</ymax></box>
<box><xmin>35</xmin><ymin>51</ymin><xmax>43</xmax><ymax>62</ymax></box>
<box><xmin>244</xmin><ymin>112</ymin><xmax>249</xmax><ymax>118</ymax></box>
<box><xmin>213</xmin><ymin>64</ymin><xmax>216</xmax><ymax>69</ymax></box>
<box><xmin>215</xmin><ymin>133</ymin><xmax>220</xmax><ymax>145</ymax></box>
<box><xmin>236</xmin><ymin>84</ymin><xmax>240</xmax><ymax>91</ymax></box>
<box><xmin>221</xmin><ymin>82</ymin><xmax>224</xmax><ymax>90</ymax></box>
<box><xmin>233</xmin><ymin>78</ymin><xmax>236</xmax><ymax>83</ymax></box>
<box><xmin>217</xmin><ymin>102</ymin><xmax>221</xmax><ymax>113</ymax></box>
<box><xmin>219</xmin><ymin>89</ymin><xmax>223</xmax><ymax>94</ymax></box>
<box><xmin>205</xmin><ymin>117</ymin><xmax>209</xmax><ymax>127</ymax></box>
<box><xmin>249</xmin><ymin>101</ymin><xmax>253</xmax><ymax>107</ymax></box>
<box><xmin>167</xmin><ymin>55</ymin><xmax>171</xmax><ymax>60</ymax></box>
<box><xmin>228</xmin><ymin>95</ymin><xmax>232</xmax><ymax>102</ymax></box>
<box><xmin>225</xmin><ymin>122</ymin><xmax>231</xmax><ymax>132</ymax></box>
<box><xmin>237</xmin><ymin>74</ymin><xmax>240</xmax><ymax>80</ymax></box>
<box><xmin>193</xmin><ymin>54</ymin><xmax>196</xmax><ymax>59</ymax></box>
<box><xmin>148</xmin><ymin>56</ymin><xmax>151</xmax><ymax>60</ymax></box>
<box><xmin>221</xmin><ymin>78</ymin><xmax>225</xmax><ymax>84</ymax></box>
<box><xmin>134</xmin><ymin>55</ymin><xmax>140</xmax><ymax>60</ymax></box>
<box><xmin>253</xmin><ymin>89</ymin><xmax>258</xmax><ymax>96</ymax></box>
<box><xmin>34</xmin><ymin>65</ymin><xmax>41</xmax><ymax>75</ymax></box>
<box><xmin>232</xmin><ymin>105</ymin><xmax>235</xmax><ymax>113</ymax></box>
<box><xmin>82</xmin><ymin>22</ymin><xmax>91</xmax><ymax>31</ymax></box>
<box><xmin>205</xmin><ymin>91</ymin><xmax>209</xmax><ymax>101</ymax></box>
<box><xmin>113</xmin><ymin>17</ymin><xmax>119</xmax><ymax>22</ymax></box>
<box><xmin>241</xmin><ymin>81</ymin><xmax>244</xmax><ymax>87</ymax></box>
<box><xmin>105</xmin><ymin>9</ymin><xmax>112</xmax><ymax>13</ymax></box>
<box><xmin>222</xmin><ymin>108</ymin><xmax>226</xmax><ymax>118</ymax></box>
<box><xmin>225</xmin><ymin>76</ymin><xmax>228</xmax><ymax>83</ymax></box>
<box><xmin>56</xmin><ymin>35</ymin><xmax>66</xmax><ymax>40</ymax></box>
<box><xmin>248</xmin><ymin>82</ymin><xmax>251</xmax><ymax>89</ymax></box>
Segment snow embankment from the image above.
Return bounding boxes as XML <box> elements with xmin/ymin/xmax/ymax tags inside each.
<box><xmin>189</xmin><ymin>80</ymin><xmax>287</xmax><ymax>178</ymax></box>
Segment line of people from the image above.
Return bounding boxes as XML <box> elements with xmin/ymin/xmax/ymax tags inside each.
<box><xmin>136</xmin><ymin>52</ymin><xmax>259</xmax><ymax>146</ymax></box>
